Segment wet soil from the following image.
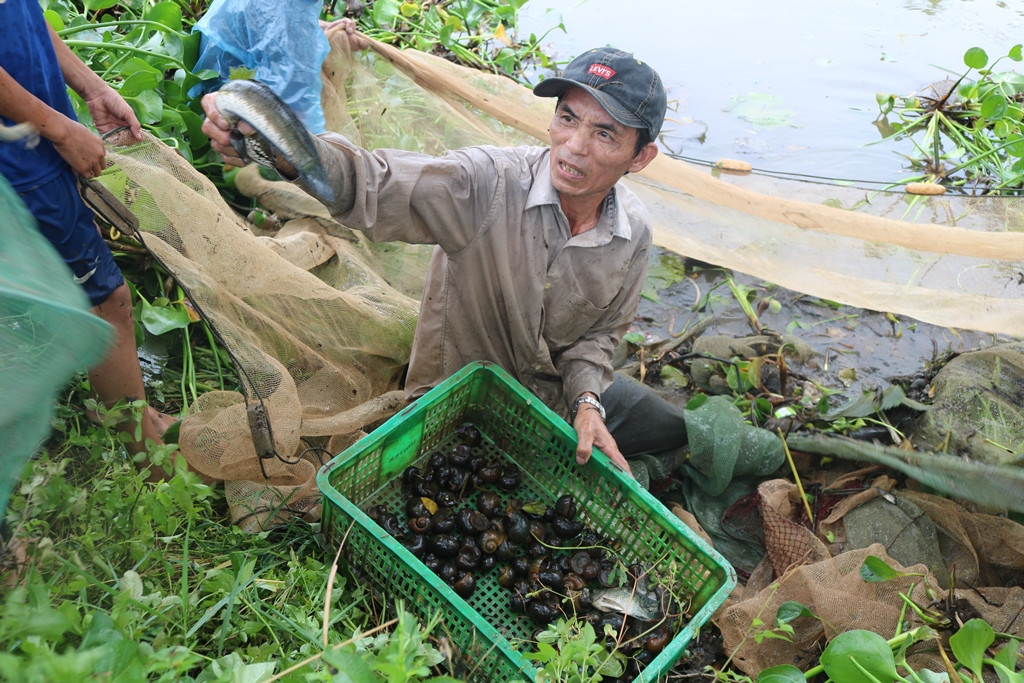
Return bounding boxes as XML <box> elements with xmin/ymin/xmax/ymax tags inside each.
<box><xmin>631</xmin><ymin>248</ymin><xmax>1009</xmax><ymax>414</ymax></box>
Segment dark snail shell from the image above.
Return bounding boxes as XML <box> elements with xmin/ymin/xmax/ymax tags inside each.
<box><xmin>538</xmin><ymin>570</ymin><xmax>564</xmax><ymax>592</ymax></box>
<box><xmin>413</xmin><ymin>477</ymin><xmax>438</xmax><ymax>499</ymax></box>
<box><xmin>401</xmin><ymin>534</ymin><xmax>426</xmax><ymax>557</ymax></box>
<box><xmin>508</xmin><ymin>589</ymin><xmax>528</xmax><ymax>613</ymax></box>
<box><xmin>553</xmin><ymin>494</ymin><xmax>577</xmax><ymax>518</ymax></box>
<box><xmin>365</xmin><ymin>504</ymin><xmax>387</xmax><ymax>525</ymax></box>
<box><xmin>550</xmin><ymin>516</ymin><xmax>583</xmax><ymax>539</ymax></box>
<box><xmin>511</xmin><ymin>555</ymin><xmax>530</xmax><ymax>577</ymax></box>
<box><xmin>428</xmin><ymin>452</ymin><xmax>446</xmax><ymax>470</ymax></box>
<box><xmin>527</xmin><ymin>540</ymin><xmax>549</xmax><ymax>558</ymax></box>
<box><xmin>450</xmin><ymin>443</ymin><xmax>473</xmax><ymax>468</ymax></box>
<box><xmin>503</xmin><ymin>511</ymin><xmax>531</xmax><ymax>545</ymax></box>
<box><xmin>405</xmin><ymin>496</ymin><xmax>429</xmax><ymax>519</ymax></box>
<box><xmin>456</xmin><ymin>508</ymin><xmax>489</xmax><ymax>535</ymax></box>
<box><xmin>569</xmin><ymin>551</ymin><xmax>592</xmax><ymax>575</ymax></box>
<box><xmin>527</xmin><ymin>556</ymin><xmax>549</xmax><ymax>583</ymax></box>
<box><xmin>644</xmin><ymin>625</ymin><xmax>672</xmax><ymax>654</ymax></box>
<box><xmin>438</xmin><ymin>562</ymin><xmax>459</xmax><ymax>585</ymax></box>
<box><xmin>436</xmin><ymin>490</ymin><xmax>457</xmax><ymax>509</ymax></box>
<box><xmin>497</xmin><ymin>565</ymin><xmax>517</xmax><ymax>588</ymax></box>
<box><xmin>379</xmin><ymin>512</ymin><xmax>405</xmax><ymax>538</ymax></box>
<box><xmin>455</xmin><ymin>541</ymin><xmax>482</xmax><ymax>571</ymax></box>
<box><xmin>563</xmin><ymin>572</ymin><xmax>586</xmax><ymax>593</ymax></box>
<box><xmin>446</xmin><ymin>466</ymin><xmax>468</xmax><ymax>492</ymax></box>
<box><xmin>479</xmin><ymin>554</ymin><xmax>497</xmax><ymax>572</ymax></box>
<box><xmin>528</xmin><ymin>521</ymin><xmax>547</xmax><ymax>544</ymax></box>
<box><xmin>476</xmin><ymin>461</ymin><xmax>500</xmax><ymax>484</ymax></box>
<box><xmin>431</xmin><ymin>508</ymin><xmax>456</xmax><ymax>535</ymax></box>
<box><xmin>598</xmin><ymin>566</ymin><xmax>618</xmax><ymax>588</ymax></box>
<box><xmin>526</xmin><ymin>600</ymin><xmax>560</xmax><ymax>625</ymax></box>
<box><xmin>401</xmin><ymin>466</ymin><xmax>422</xmax><ymax>487</ymax></box>
<box><xmin>453</xmin><ymin>572</ymin><xmax>476</xmax><ymax>598</ymax></box>
<box><xmin>476</xmin><ymin>491</ymin><xmax>503</xmax><ymax>519</ymax></box>
<box><xmin>494</xmin><ymin>539</ymin><xmax>517</xmax><ymax>562</ymax></box>
<box><xmin>456</xmin><ymin>422</ymin><xmax>482</xmax><ymax>448</ymax></box>
<box><xmin>428</xmin><ymin>534</ymin><xmax>459</xmax><ymax>558</ymax></box>
<box><xmin>580</xmin><ymin>560</ymin><xmax>600</xmax><ymax>581</ymax></box>
<box><xmin>497</xmin><ymin>468</ymin><xmax>522</xmax><ymax>492</ymax></box>
<box><xmin>408</xmin><ymin>515</ymin><xmax>433</xmax><ymax>535</ymax></box>
<box><xmin>479</xmin><ymin>529</ymin><xmax>506</xmax><ymax>555</ymax></box>
<box><xmin>420</xmin><ymin>552</ymin><xmax>440</xmax><ymax>572</ymax></box>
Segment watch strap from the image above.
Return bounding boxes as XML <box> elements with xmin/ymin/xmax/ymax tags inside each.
<box><xmin>572</xmin><ymin>394</ymin><xmax>606</xmax><ymax>421</ymax></box>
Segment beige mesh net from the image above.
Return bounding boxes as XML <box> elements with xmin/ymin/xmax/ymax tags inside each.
<box><xmin>94</xmin><ymin>28</ymin><xmax>1024</xmax><ymax>535</ymax></box>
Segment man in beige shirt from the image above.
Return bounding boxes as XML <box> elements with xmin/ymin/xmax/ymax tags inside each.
<box><xmin>202</xmin><ymin>47</ymin><xmax>687</xmax><ymax>486</ymax></box>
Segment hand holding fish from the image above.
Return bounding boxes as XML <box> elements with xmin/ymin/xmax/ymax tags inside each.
<box><xmin>200</xmin><ymin>92</ymin><xmax>297</xmax><ymax>180</ymax></box>
<box><xmin>201</xmin><ymin>80</ymin><xmax>333</xmax><ymax>202</ymax></box>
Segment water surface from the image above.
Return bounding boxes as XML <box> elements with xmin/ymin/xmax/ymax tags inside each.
<box><xmin>519</xmin><ymin>0</ymin><xmax>1024</xmax><ymax>182</ymax></box>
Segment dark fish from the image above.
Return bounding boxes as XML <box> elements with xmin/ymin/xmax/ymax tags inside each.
<box><xmin>215</xmin><ymin>79</ymin><xmax>335</xmax><ymax>203</ymax></box>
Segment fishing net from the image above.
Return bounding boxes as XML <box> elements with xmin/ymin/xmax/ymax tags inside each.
<box><xmin>87</xmin><ymin>28</ymin><xmax>1024</xmax><ymax>532</ymax></box>
<box><xmin>0</xmin><ymin>172</ymin><xmax>113</xmax><ymax>518</ymax></box>
<box><xmin>713</xmin><ymin>474</ymin><xmax>1024</xmax><ymax>675</ymax></box>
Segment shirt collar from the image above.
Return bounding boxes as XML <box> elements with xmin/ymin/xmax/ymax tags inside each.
<box><xmin>528</xmin><ymin>149</ymin><xmax>633</xmax><ymax>242</ymax></box>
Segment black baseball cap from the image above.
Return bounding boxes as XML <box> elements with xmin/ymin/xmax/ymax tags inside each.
<box><xmin>533</xmin><ymin>47</ymin><xmax>667</xmax><ymax>140</ymax></box>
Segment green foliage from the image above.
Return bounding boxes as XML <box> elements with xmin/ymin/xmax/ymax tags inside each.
<box><xmin>351</xmin><ymin>0</ymin><xmax>563</xmax><ymax>82</ymax></box>
<box><xmin>525</xmin><ymin>618</ymin><xmax>627</xmax><ymax>683</ymax></box>
<box><xmin>876</xmin><ymin>43</ymin><xmax>1024</xmax><ymax>193</ymax></box>
<box><xmin>44</xmin><ymin>0</ymin><xmax>219</xmax><ymax>168</ymax></box>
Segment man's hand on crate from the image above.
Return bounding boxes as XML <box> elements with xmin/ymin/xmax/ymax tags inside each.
<box><xmin>572</xmin><ymin>393</ymin><xmax>633</xmax><ymax>477</ymax></box>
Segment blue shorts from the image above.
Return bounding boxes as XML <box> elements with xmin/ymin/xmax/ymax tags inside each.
<box><xmin>17</xmin><ymin>168</ymin><xmax>124</xmax><ymax>307</ymax></box>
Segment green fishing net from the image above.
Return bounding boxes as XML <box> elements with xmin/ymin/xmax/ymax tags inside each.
<box><xmin>0</xmin><ymin>173</ymin><xmax>113</xmax><ymax>517</ymax></box>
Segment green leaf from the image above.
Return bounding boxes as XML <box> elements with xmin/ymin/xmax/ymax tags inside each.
<box><xmin>43</xmin><ymin>9</ymin><xmax>65</xmax><ymax>31</ymax></box>
<box><xmin>964</xmin><ymin>47</ymin><xmax>989</xmax><ymax>70</ymax></box>
<box><xmin>982</xmin><ymin>94</ymin><xmax>1010</xmax><ymax>121</ymax></box>
<box><xmin>860</xmin><ymin>555</ymin><xmax>905</xmax><ymax>582</ymax></box>
<box><xmin>321</xmin><ymin>646</ymin><xmax>376</xmax><ymax>682</ymax></box>
<box><xmin>119</xmin><ymin>71</ymin><xmax>160</xmax><ymax>98</ymax></box>
<box><xmin>757</xmin><ymin>665</ymin><xmax>806</xmax><ymax>683</ymax></box>
<box><xmin>84</xmin><ymin>0</ymin><xmax>119</xmax><ymax>10</ymax></box>
<box><xmin>776</xmin><ymin>601</ymin><xmax>817</xmax><ymax>625</ymax></box>
<box><xmin>125</xmin><ymin>89</ymin><xmax>164</xmax><ymax>125</ymax></box>
<box><xmin>820</xmin><ymin>630</ymin><xmax>901</xmax><ymax>683</ymax></box>
<box><xmin>139</xmin><ymin>296</ymin><xmax>192</xmax><ymax>336</ymax></box>
<box><xmin>1009</xmin><ymin>44</ymin><xmax>1023</xmax><ymax>62</ymax></box>
<box><xmin>916</xmin><ymin>671</ymin><xmax>952</xmax><ymax>683</ymax></box>
<box><xmin>372</xmin><ymin>0</ymin><xmax>401</xmax><ymax>24</ymax></box>
<box><xmin>144</xmin><ymin>1</ymin><xmax>184</xmax><ymax>32</ymax></box>
<box><xmin>949</xmin><ymin>618</ymin><xmax>994</xmax><ymax>680</ymax></box>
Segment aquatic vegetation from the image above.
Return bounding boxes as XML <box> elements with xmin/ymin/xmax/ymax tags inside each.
<box><xmin>876</xmin><ymin>44</ymin><xmax>1024</xmax><ymax>194</ymax></box>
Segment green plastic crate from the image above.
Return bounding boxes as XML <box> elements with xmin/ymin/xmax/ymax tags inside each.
<box><xmin>317</xmin><ymin>361</ymin><xmax>736</xmax><ymax>682</ymax></box>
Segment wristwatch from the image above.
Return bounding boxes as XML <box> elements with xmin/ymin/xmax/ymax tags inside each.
<box><xmin>571</xmin><ymin>394</ymin><xmax>606</xmax><ymax>421</ymax></box>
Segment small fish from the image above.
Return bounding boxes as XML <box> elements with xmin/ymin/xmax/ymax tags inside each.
<box><xmin>591</xmin><ymin>583</ymin><xmax>660</xmax><ymax>621</ymax></box>
<box><xmin>215</xmin><ymin>79</ymin><xmax>335</xmax><ymax>203</ymax></box>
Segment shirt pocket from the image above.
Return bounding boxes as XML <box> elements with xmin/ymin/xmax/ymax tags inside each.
<box><xmin>543</xmin><ymin>290</ymin><xmax>608</xmax><ymax>348</ymax></box>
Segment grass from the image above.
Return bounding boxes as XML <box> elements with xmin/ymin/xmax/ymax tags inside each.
<box><xmin>1</xmin><ymin>384</ymin><xmax>465</xmax><ymax>681</ymax></box>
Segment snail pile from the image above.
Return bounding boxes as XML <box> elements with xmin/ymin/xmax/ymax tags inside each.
<box><xmin>365</xmin><ymin>422</ymin><xmax>678</xmax><ymax>681</ymax></box>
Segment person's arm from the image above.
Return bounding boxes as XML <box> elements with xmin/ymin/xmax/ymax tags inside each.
<box><xmin>0</xmin><ymin>27</ymin><xmax>140</xmax><ymax>178</ymax></box>
<box><xmin>0</xmin><ymin>60</ymin><xmax>106</xmax><ymax>177</ymax></box>
<box><xmin>201</xmin><ymin>90</ymin><xmax>497</xmax><ymax>250</ymax></box>
<box><xmin>557</xmin><ymin>237</ymin><xmax>652</xmax><ymax>477</ymax></box>
<box><xmin>48</xmin><ymin>25</ymin><xmax>142</xmax><ymax>140</ymax></box>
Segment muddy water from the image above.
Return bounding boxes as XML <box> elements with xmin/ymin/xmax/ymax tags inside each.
<box><xmin>631</xmin><ymin>256</ymin><xmax>1006</xmax><ymax>406</ymax></box>
<box><xmin>519</xmin><ymin>0</ymin><xmax>1019</xmax><ymax>405</ymax></box>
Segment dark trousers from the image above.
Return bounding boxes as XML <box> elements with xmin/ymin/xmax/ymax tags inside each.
<box><xmin>601</xmin><ymin>372</ymin><xmax>687</xmax><ymax>458</ymax></box>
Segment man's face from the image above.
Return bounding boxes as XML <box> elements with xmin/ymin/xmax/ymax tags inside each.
<box><xmin>548</xmin><ymin>86</ymin><xmax>651</xmax><ymax>205</ymax></box>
